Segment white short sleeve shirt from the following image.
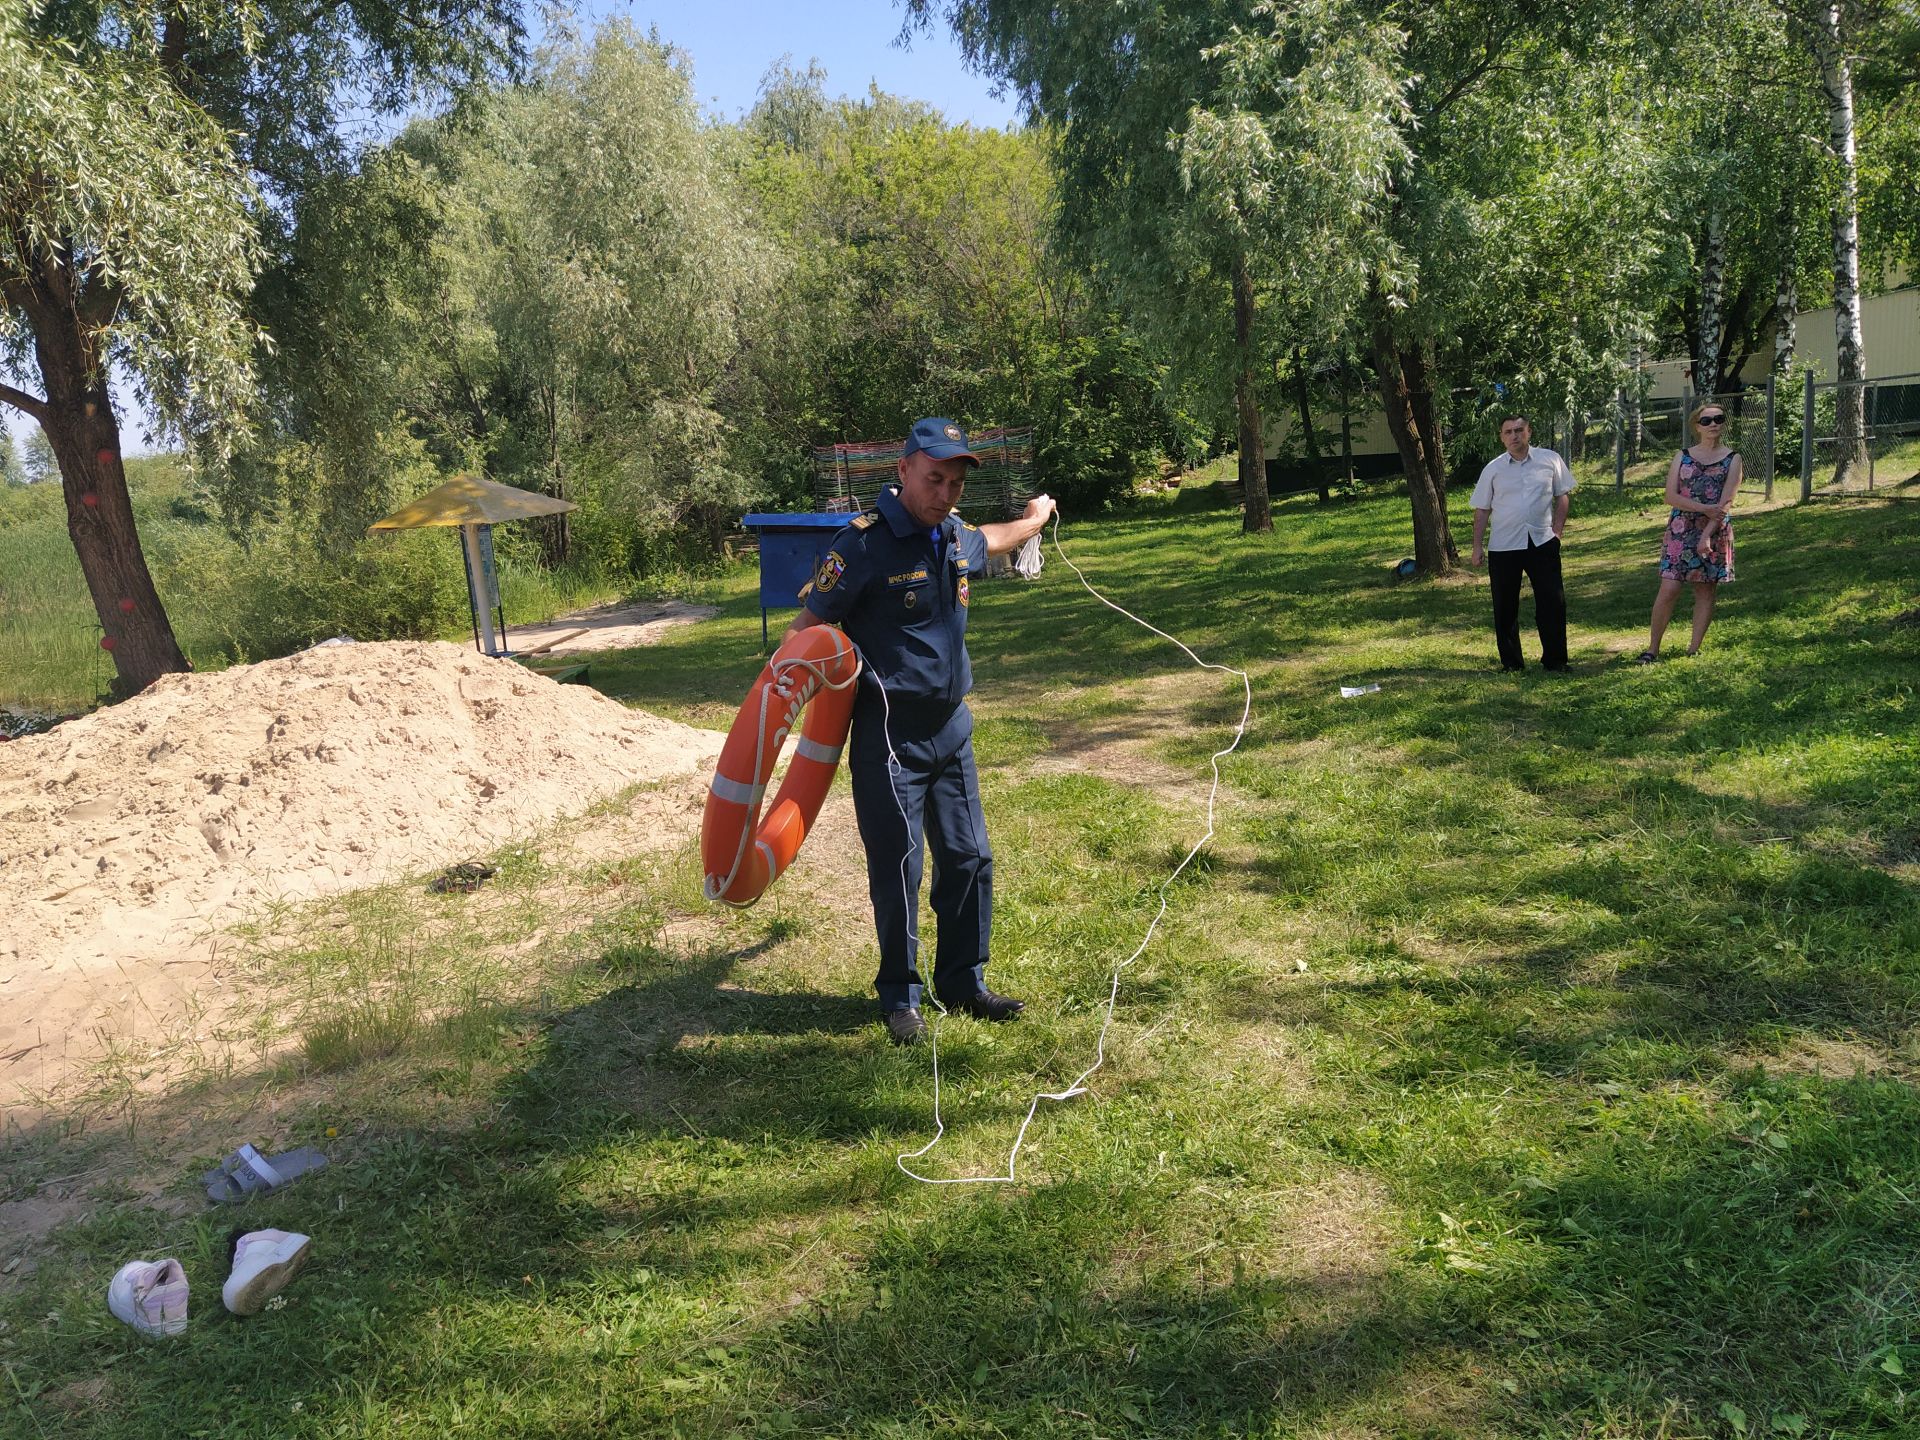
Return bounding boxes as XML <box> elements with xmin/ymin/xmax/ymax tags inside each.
<box><xmin>1470</xmin><ymin>447</ymin><xmax>1575</xmax><ymax>551</ymax></box>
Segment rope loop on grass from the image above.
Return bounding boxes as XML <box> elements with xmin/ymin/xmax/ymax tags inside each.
<box><xmin>893</xmin><ymin>512</ymin><xmax>1253</xmax><ymax>1185</ymax></box>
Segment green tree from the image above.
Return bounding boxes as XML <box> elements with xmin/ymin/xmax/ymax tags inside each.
<box><xmin>740</xmin><ymin>70</ymin><xmax>1179</xmax><ymax>512</ymax></box>
<box><xmin>1642</xmin><ymin>0</ymin><xmax>1828</xmax><ymax>396</ymax></box>
<box><xmin>1857</xmin><ymin>0</ymin><xmax>1920</xmax><ymax>279</ymax></box>
<box><xmin>234</xmin><ymin>24</ymin><xmax>777</xmax><ymax>570</ymax></box>
<box><xmin>22</xmin><ymin>426</ymin><xmax>56</xmax><ymax>485</ymax></box>
<box><xmin>0</xmin><ymin>0</ymin><xmax>520</xmax><ymax>696</ymax></box>
<box><xmin>918</xmin><ymin>0</ymin><xmax>1689</xmax><ymax>570</ymax></box>
<box><xmin>906</xmin><ymin>0</ymin><xmax>1408</xmax><ymax>535</ymax></box>
<box><xmin>0</xmin><ymin>427</ymin><xmax>22</xmax><ymax>486</ymax></box>
<box><xmin>1798</xmin><ymin>0</ymin><xmax>1872</xmax><ymax>484</ymax></box>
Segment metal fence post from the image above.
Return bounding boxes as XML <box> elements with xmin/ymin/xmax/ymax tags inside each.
<box><xmin>1866</xmin><ymin>381</ymin><xmax>1876</xmax><ymax>492</ymax></box>
<box><xmin>1801</xmin><ymin>370</ymin><xmax>1815</xmax><ymax>501</ymax></box>
<box><xmin>1763</xmin><ymin>372</ymin><xmax>1775</xmax><ymax>500</ymax></box>
<box><xmin>1613</xmin><ymin>388</ymin><xmax>1625</xmax><ymax>490</ymax></box>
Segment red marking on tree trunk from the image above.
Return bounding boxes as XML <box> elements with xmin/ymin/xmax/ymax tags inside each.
<box><xmin>100</xmin><ymin>635</ymin><xmax>117</xmax><ymax>651</ymax></box>
<box><xmin>81</xmin><ymin>491</ymin><xmax>99</xmax><ymax>507</ymax></box>
<box><xmin>96</xmin><ymin>448</ymin><xmax>115</xmax><ymax>466</ymax></box>
<box><xmin>119</xmin><ymin>597</ymin><xmax>137</xmax><ymax>613</ymax></box>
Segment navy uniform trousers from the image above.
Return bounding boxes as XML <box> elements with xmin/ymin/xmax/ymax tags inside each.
<box><xmin>846</xmin><ymin>690</ymin><xmax>992</xmax><ymax>1012</ymax></box>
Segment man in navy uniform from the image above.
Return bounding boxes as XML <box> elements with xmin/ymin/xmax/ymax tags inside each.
<box><xmin>785</xmin><ymin>418</ymin><xmax>1056</xmax><ymax>1044</ymax></box>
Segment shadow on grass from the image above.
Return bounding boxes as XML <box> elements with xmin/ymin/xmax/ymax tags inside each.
<box><xmin>4</xmin><ymin>924</ymin><xmax>1488</xmax><ymax>1437</ymax></box>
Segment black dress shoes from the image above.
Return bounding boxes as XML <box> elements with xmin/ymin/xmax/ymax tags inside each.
<box><xmin>885</xmin><ymin>1008</ymin><xmax>929</xmax><ymax>1046</ymax></box>
<box><xmin>945</xmin><ymin>989</ymin><xmax>1026</xmax><ymax>1022</ymax></box>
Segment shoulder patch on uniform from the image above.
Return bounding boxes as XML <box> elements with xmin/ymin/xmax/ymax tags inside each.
<box><xmin>960</xmin><ymin>521</ymin><xmax>978</xmax><ymax>531</ymax></box>
<box><xmin>814</xmin><ymin>550</ymin><xmax>847</xmax><ymax>592</ymax></box>
<box><xmin>850</xmin><ymin>510</ymin><xmax>880</xmax><ymax>530</ymax></box>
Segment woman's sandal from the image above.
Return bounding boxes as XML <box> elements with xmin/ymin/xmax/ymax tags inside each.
<box><xmin>203</xmin><ymin>1143</ymin><xmax>330</xmax><ymax>1204</ymax></box>
<box><xmin>1635</xmin><ymin>651</ymin><xmax>1659</xmax><ymax>665</ymax></box>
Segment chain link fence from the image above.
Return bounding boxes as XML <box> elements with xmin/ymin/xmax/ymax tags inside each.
<box><xmin>1572</xmin><ymin>382</ymin><xmax>1778</xmax><ymax>498</ymax></box>
<box><xmin>1792</xmin><ymin>371</ymin><xmax>1920</xmax><ymax>498</ymax></box>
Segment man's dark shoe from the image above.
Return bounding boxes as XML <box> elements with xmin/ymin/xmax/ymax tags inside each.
<box><xmin>885</xmin><ymin>1008</ymin><xmax>929</xmax><ymax>1046</ymax></box>
<box><xmin>946</xmin><ymin>989</ymin><xmax>1026</xmax><ymax>1022</ymax></box>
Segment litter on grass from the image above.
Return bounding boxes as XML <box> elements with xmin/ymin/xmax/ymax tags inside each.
<box><xmin>429</xmin><ymin>861</ymin><xmax>498</xmax><ymax>894</ymax></box>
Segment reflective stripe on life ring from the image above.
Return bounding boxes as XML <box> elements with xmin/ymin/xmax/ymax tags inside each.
<box><xmin>700</xmin><ymin>625</ymin><xmax>860</xmax><ymax>906</ymax></box>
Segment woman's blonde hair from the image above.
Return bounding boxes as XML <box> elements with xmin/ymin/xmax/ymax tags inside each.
<box><xmin>1690</xmin><ymin>402</ymin><xmax>1730</xmax><ymax>428</ymax></box>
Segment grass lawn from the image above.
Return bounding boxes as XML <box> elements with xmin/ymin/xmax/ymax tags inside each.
<box><xmin>3</xmin><ymin>462</ymin><xmax>1917</xmax><ymax>1438</ymax></box>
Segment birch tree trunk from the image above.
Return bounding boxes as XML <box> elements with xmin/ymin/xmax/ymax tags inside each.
<box><xmin>1233</xmin><ymin>252</ymin><xmax>1272</xmax><ymax>534</ymax></box>
<box><xmin>1774</xmin><ymin>198</ymin><xmax>1789</xmax><ymax>378</ymax></box>
<box><xmin>1697</xmin><ymin>208</ymin><xmax>1728</xmax><ymax>395</ymax></box>
<box><xmin>1629</xmin><ymin>346</ymin><xmax>1645</xmax><ymax>462</ymax></box>
<box><xmin>1813</xmin><ymin>1</ymin><xmax>1869</xmax><ymax>485</ymax></box>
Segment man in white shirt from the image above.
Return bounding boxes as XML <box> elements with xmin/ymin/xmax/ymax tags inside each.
<box><xmin>1469</xmin><ymin>414</ymin><xmax>1575</xmax><ymax>672</ymax></box>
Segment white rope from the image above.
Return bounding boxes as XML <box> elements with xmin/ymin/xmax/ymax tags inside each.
<box><xmin>893</xmin><ymin>512</ymin><xmax>1253</xmax><ymax>1185</ymax></box>
<box><xmin>1011</xmin><ymin>530</ymin><xmax>1043</xmax><ymax>579</ymax></box>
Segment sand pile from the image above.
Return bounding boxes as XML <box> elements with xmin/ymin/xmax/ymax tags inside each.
<box><xmin>0</xmin><ymin>642</ymin><xmax>722</xmax><ymax>1076</ymax></box>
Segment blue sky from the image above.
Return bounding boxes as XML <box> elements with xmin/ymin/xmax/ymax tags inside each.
<box><xmin>3</xmin><ymin>1</ymin><xmax>1019</xmax><ymax>461</ymax></box>
<box><xmin>587</xmin><ymin>0</ymin><xmax>1021</xmax><ymax>129</ymax></box>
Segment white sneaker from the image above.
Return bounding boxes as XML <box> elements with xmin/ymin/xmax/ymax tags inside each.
<box><xmin>106</xmin><ymin>1258</ymin><xmax>189</xmax><ymax>1337</ymax></box>
<box><xmin>222</xmin><ymin>1229</ymin><xmax>311</xmax><ymax>1316</ymax></box>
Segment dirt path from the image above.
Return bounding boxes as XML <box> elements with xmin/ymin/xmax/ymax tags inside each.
<box><xmin>510</xmin><ymin>600</ymin><xmax>718</xmax><ymax>655</ymax></box>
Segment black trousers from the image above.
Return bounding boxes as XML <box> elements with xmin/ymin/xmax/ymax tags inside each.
<box><xmin>1487</xmin><ymin>537</ymin><xmax>1568</xmax><ymax>671</ymax></box>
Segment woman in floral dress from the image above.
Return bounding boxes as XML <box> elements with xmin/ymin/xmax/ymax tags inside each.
<box><xmin>1637</xmin><ymin>404</ymin><xmax>1742</xmax><ymax>662</ymax></box>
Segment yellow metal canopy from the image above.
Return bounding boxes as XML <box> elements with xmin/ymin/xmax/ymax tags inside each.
<box><xmin>369</xmin><ymin>474</ymin><xmax>577</xmax><ymax>531</ymax></box>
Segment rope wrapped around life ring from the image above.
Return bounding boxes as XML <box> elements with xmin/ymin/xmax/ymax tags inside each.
<box><xmin>701</xmin><ymin>625</ymin><xmax>861</xmax><ymax>906</ymax></box>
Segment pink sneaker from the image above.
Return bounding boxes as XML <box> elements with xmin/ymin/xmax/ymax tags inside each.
<box><xmin>106</xmin><ymin>1258</ymin><xmax>189</xmax><ymax>1336</ymax></box>
<box><xmin>222</xmin><ymin>1229</ymin><xmax>311</xmax><ymax>1315</ymax></box>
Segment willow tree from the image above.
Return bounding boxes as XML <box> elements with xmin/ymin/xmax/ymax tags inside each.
<box><xmin>231</xmin><ymin>25</ymin><xmax>783</xmax><ymax>572</ymax></box>
<box><xmin>908</xmin><ymin>0</ymin><xmax>1407</xmax><ymax>536</ymax></box>
<box><xmin>0</xmin><ymin>0</ymin><xmax>519</xmax><ymax>697</ymax></box>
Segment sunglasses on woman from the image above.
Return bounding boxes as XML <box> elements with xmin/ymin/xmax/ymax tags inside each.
<box><xmin>1698</xmin><ymin>413</ymin><xmax>1726</xmax><ymax>425</ymax></box>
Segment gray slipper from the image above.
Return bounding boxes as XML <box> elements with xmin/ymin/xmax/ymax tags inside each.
<box><xmin>203</xmin><ymin>1143</ymin><xmax>329</xmax><ymax>1204</ymax></box>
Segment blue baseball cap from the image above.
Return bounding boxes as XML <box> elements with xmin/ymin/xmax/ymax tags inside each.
<box><xmin>903</xmin><ymin>417</ymin><xmax>980</xmax><ymax>465</ymax></box>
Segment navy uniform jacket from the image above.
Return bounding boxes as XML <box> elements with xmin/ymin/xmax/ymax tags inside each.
<box><xmin>802</xmin><ymin>484</ymin><xmax>990</xmax><ymax>714</ymax></box>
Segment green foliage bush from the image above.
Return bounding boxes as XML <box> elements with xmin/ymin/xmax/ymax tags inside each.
<box><xmin>168</xmin><ymin>523</ymin><xmax>473</xmax><ymax>658</ymax></box>
<box><xmin>1772</xmin><ymin>359</ymin><xmax>1833</xmax><ymax>468</ymax></box>
<box><xmin>0</xmin><ymin>457</ymin><xmax>628</xmax><ymax>709</ymax></box>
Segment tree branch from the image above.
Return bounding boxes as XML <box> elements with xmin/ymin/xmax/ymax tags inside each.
<box><xmin>160</xmin><ymin>10</ymin><xmax>191</xmax><ymax>79</ymax></box>
<box><xmin>1415</xmin><ymin>29</ymin><xmax>1523</xmax><ymax>123</ymax></box>
<box><xmin>0</xmin><ymin>382</ymin><xmax>49</xmax><ymax>423</ymax></box>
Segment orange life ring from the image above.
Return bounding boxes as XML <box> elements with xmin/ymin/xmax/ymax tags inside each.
<box><xmin>701</xmin><ymin>625</ymin><xmax>861</xmax><ymax>906</ymax></box>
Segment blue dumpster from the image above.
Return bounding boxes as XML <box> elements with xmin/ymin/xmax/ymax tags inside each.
<box><xmin>742</xmin><ymin>512</ymin><xmax>854</xmax><ymax>648</ymax></box>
